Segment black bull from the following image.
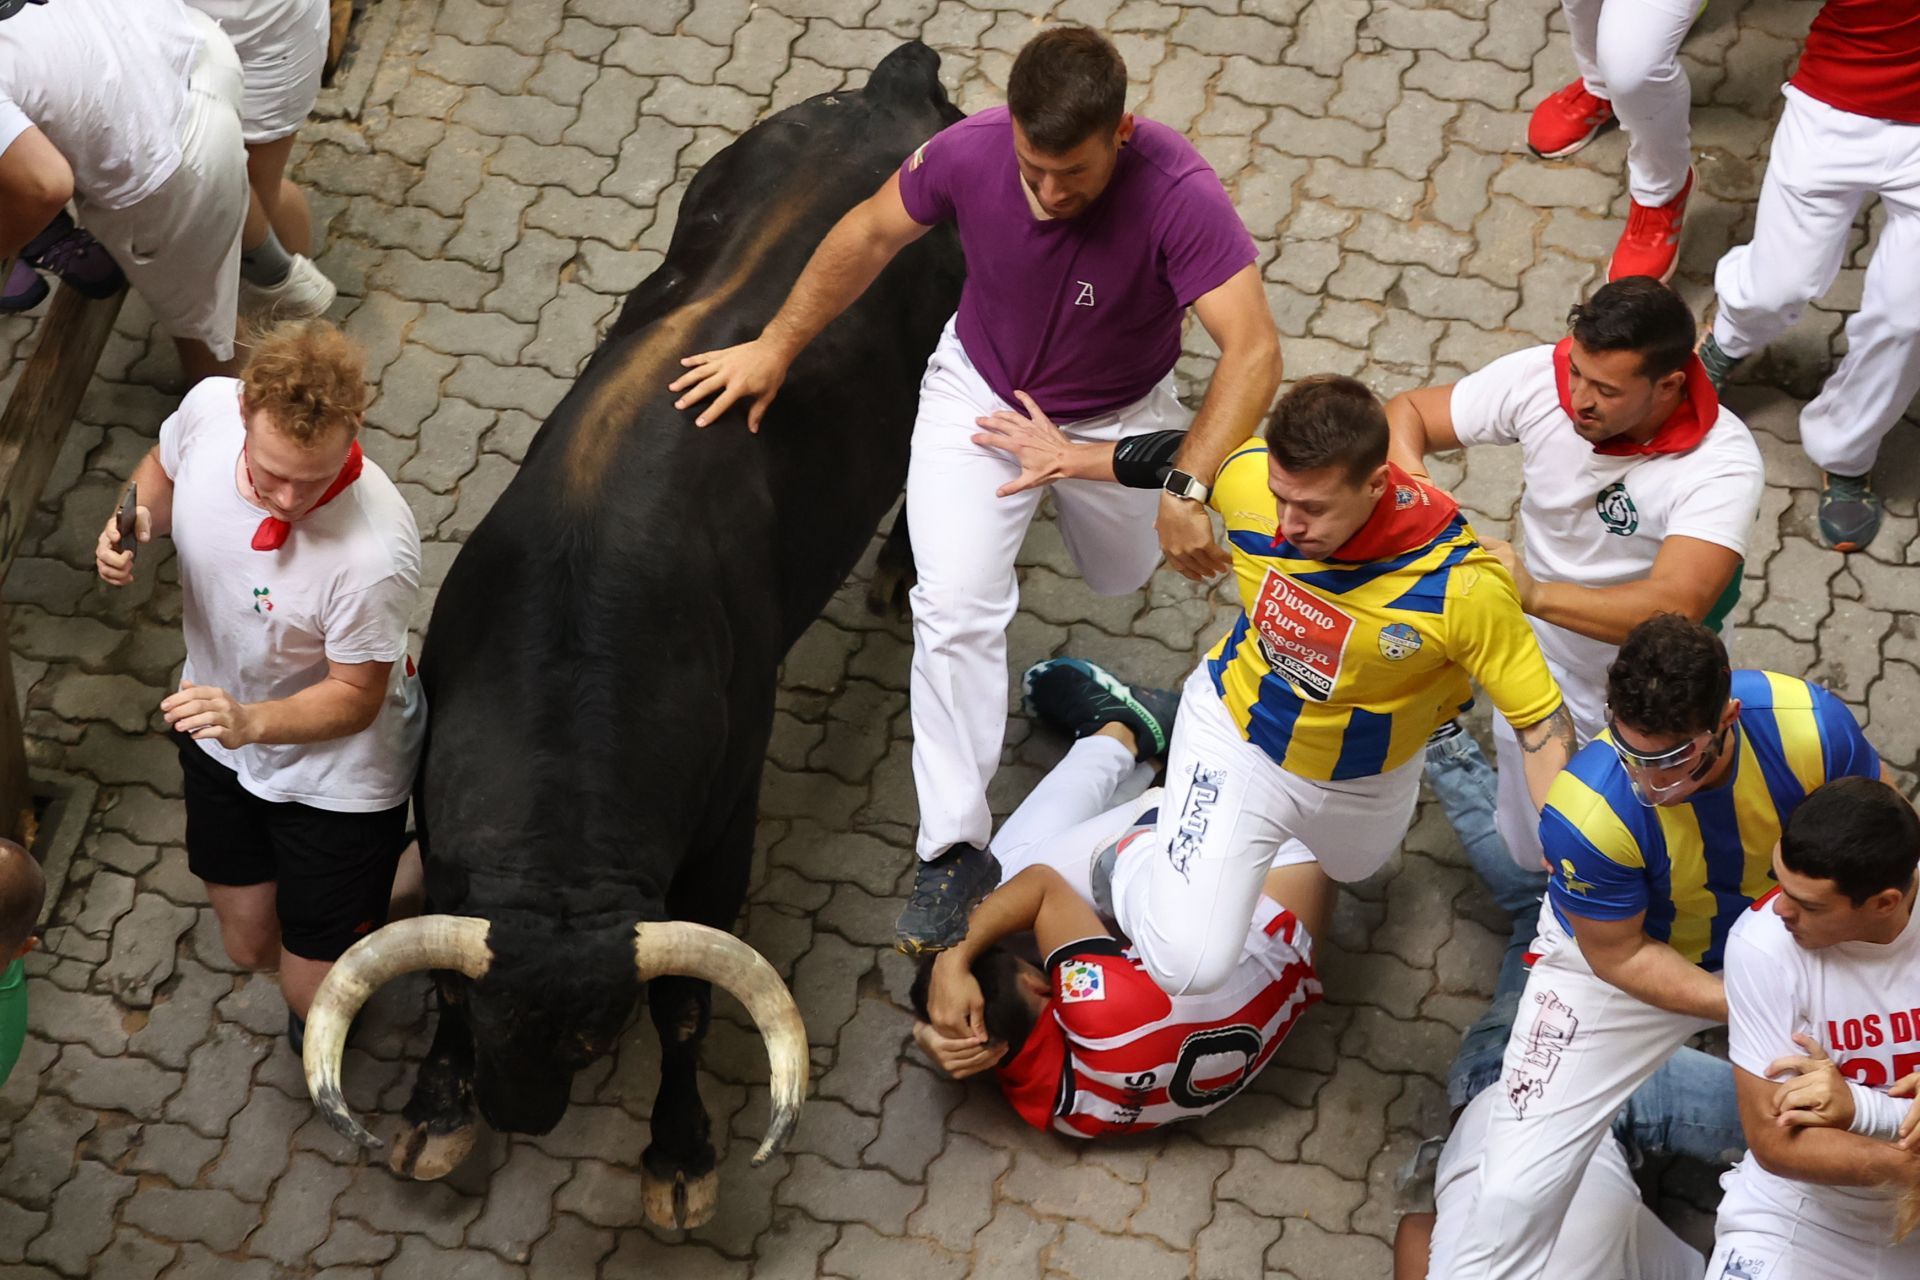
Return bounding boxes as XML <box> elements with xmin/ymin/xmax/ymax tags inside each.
<box><xmin>301</xmin><ymin>42</ymin><xmax>963</xmax><ymax>1226</ymax></box>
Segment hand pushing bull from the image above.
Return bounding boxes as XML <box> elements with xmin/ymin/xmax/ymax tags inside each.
<box><xmin>672</xmin><ymin>26</ymin><xmax>1282</xmax><ymax>956</ymax></box>
<box><xmin>94</xmin><ymin>321</ymin><xmax>423</xmax><ymax>1051</ymax></box>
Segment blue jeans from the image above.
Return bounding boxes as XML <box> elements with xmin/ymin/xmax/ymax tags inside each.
<box><xmin>1424</xmin><ymin>725</ymin><xmax>1745</xmax><ymax>1165</ymax></box>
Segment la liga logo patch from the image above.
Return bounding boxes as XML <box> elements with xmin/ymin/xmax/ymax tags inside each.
<box><xmin>1059</xmin><ymin>961</ymin><xmax>1106</xmax><ymax>1003</ymax></box>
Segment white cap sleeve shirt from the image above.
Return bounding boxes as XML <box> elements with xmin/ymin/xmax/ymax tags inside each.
<box><xmin>1718</xmin><ymin>901</ymin><xmax>1920</xmax><ymax>1248</ymax></box>
<box><xmin>159</xmin><ymin>379</ymin><xmax>425</xmax><ymax>813</ymax></box>
<box><xmin>1447</xmin><ymin>345</ymin><xmax>1765</xmax><ymax>712</ymax></box>
<box><xmin>0</xmin><ymin>0</ymin><xmax>202</xmax><ymax>211</ymax></box>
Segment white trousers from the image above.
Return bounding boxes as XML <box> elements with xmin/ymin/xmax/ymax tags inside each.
<box><xmin>1110</xmin><ymin>662</ymin><xmax>1424</xmax><ymax>996</ymax></box>
<box><xmin>78</xmin><ymin>9</ymin><xmax>247</xmax><ymax>360</ymax></box>
<box><xmin>1712</xmin><ymin>86</ymin><xmax>1920</xmax><ymax>478</ymax></box>
<box><xmin>1563</xmin><ymin>0</ymin><xmax>1701</xmax><ymax>205</ymax></box>
<box><xmin>1445</xmin><ymin>923</ymin><xmax>1718</xmax><ymax>1280</ymax></box>
<box><xmin>908</xmin><ymin>318</ymin><xmax>1185</xmax><ymax>859</ymax></box>
<box><xmin>1709</xmin><ymin>1162</ymin><xmax>1920</xmax><ymax>1280</ymax></box>
<box><xmin>993</xmin><ymin>734</ymin><xmax>1156</xmax><ymax>901</ymax></box>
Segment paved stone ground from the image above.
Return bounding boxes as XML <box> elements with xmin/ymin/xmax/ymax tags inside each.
<box><xmin>2</xmin><ymin>0</ymin><xmax>1917</xmax><ymax>1276</ymax></box>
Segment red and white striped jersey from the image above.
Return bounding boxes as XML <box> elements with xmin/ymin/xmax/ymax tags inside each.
<box><xmin>996</xmin><ymin>894</ymin><xmax>1320</xmax><ymax>1138</ymax></box>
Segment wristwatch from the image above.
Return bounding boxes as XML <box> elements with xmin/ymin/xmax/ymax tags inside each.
<box><xmin>1163</xmin><ymin>468</ymin><xmax>1211</xmax><ymax>503</ymax></box>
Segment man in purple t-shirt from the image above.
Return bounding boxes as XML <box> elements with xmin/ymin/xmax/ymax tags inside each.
<box><xmin>672</xmin><ymin>27</ymin><xmax>1279</xmax><ymax>954</ymax></box>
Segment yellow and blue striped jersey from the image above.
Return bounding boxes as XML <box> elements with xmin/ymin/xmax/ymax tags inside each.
<box><xmin>1205</xmin><ymin>443</ymin><xmax>1563</xmax><ymax>781</ymax></box>
<box><xmin>1543</xmin><ymin>670</ymin><xmax>1880</xmax><ymax>970</ymax></box>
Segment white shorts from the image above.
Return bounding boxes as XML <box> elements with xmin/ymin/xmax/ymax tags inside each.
<box><xmin>78</xmin><ymin>10</ymin><xmax>248</xmax><ymax>359</ymax></box>
<box><xmin>189</xmin><ymin>0</ymin><xmax>329</xmax><ymax>143</ymax></box>
<box><xmin>1110</xmin><ymin>661</ymin><xmax>1424</xmax><ymax>995</ymax></box>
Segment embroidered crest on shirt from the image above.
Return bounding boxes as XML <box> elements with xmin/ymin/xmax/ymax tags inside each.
<box><xmin>252</xmin><ymin>587</ymin><xmax>274</xmax><ymax>615</ymax></box>
<box><xmin>1073</xmin><ymin>281</ymin><xmax>1096</xmax><ymax>307</ymax></box>
<box><xmin>1251</xmin><ymin>570</ymin><xmax>1355</xmax><ymax>702</ymax></box>
<box><xmin>1377</xmin><ymin>622</ymin><xmax>1423</xmax><ymax>661</ymax></box>
<box><xmin>1596</xmin><ymin>481</ymin><xmax>1640</xmax><ymax>536</ymax></box>
<box><xmin>1557</xmin><ymin>859</ymin><xmax>1594</xmax><ymax>895</ymax></box>
<box><xmin>1059</xmin><ymin>961</ymin><xmax>1106</xmax><ymax>1003</ymax></box>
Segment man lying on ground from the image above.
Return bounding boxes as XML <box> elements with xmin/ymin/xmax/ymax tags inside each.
<box><xmin>910</xmin><ymin>658</ymin><xmax>1331</xmax><ymax>1136</ymax></box>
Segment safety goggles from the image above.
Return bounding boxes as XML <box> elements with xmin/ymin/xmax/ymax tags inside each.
<box><xmin>1606</xmin><ymin>716</ymin><xmax>1728</xmax><ymax>806</ymax></box>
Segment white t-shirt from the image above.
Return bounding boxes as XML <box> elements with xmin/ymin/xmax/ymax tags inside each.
<box><xmin>1428</xmin><ymin>1088</ymin><xmax>1704</xmax><ymax>1280</ymax></box>
<box><xmin>1720</xmin><ymin>895</ymin><xmax>1920</xmax><ymax>1243</ymax></box>
<box><xmin>160</xmin><ymin>378</ymin><xmax>424</xmax><ymax>812</ymax></box>
<box><xmin>1449</xmin><ymin>345</ymin><xmax>1765</xmax><ymax>716</ymax></box>
<box><xmin>0</xmin><ymin>0</ymin><xmax>204</xmax><ymax>211</ymax></box>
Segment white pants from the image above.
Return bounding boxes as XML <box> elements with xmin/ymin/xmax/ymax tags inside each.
<box><xmin>1709</xmin><ymin>1160</ymin><xmax>1920</xmax><ymax>1280</ymax></box>
<box><xmin>1712</xmin><ymin>86</ymin><xmax>1920</xmax><ymax>478</ymax></box>
<box><xmin>1563</xmin><ymin>0</ymin><xmax>1701</xmax><ymax>205</ymax></box>
<box><xmin>993</xmin><ymin>734</ymin><xmax>1157</xmax><ymax>901</ymax></box>
<box><xmin>78</xmin><ymin>9</ymin><xmax>247</xmax><ymax>360</ymax></box>
<box><xmin>1445</xmin><ymin>921</ymin><xmax>1718</xmax><ymax>1280</ymax></box>
<box><xmin>1110</xmin><ymin>662</ymin><xmax>1424</xmax><ymax>996</ymax></box>
<box><xmin>1430</xmin><ymin>1090</ymin><xmax>1704</xmax><ymax>1280</ymax></box>
<box><xmin>908</xmin><ymin>318</ymin><xmax>1185</xmax><ymax>859</ymax></box>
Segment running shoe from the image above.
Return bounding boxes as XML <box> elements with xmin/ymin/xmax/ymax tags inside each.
<box><xmin>240</xmin><ymin>252</ymin><xmax>337</xmax><ymax>320</ymax></box>
<box><xmin>1818</xmin><ymin>472</ymin><xmax>1880</xmax><ymax>553</ymax></box>
<box><xmin>19</xmin><ymin>212</ymin><xmax>123</xmax><ymax>300</ymax></box>
<box><xmin>1609</xmin><ymin>168</ymin><xmax>1693</xmax><ymax>283</ymax></box>
<box><xmin>895</xmin><ymin>843</ymin><xmax>1001</xmax><ymax>956</ymax></box>
<box><xmin>0</xmin><ymin>259</ymin><xmax>47</xmax><ymax>312</ymax></box>
<box><xmin>1696</xmin><ymin>332</ymin><xmax>1742</xmax><ymax>393</ymax></box>
<box><xmin>1527</xmin><ymin>81</ymin><xmax>1616</xmax><ymax>159</ymax></box>
<box><xmin>1022</xmin><ymin>657</ymin><xmax>1179</xmax><ymax>761</ymax></box>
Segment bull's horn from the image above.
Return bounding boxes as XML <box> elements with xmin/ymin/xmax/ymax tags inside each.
<box><xmin>633</xmin><ymin>921</ymin><xmax>809</xmax><ymax>1166</ymax></box>
<box><xmin>303</xmin><ymin>915</ymin><xmax>493</xmax><ymax>1149</ymax></box>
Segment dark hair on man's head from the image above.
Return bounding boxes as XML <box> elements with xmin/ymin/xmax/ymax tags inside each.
<box><xmin>1781</xmin><ymin>777</ymin><xmax>1920</xmax><ymax>906</ymax></box>
<box><xmin>1263</xmin><ymin>374</ymin><xmax>1390</xmax><ymax>484</ymax></box>
<box><xmin>1606</xmin><ymin>613</ymin><xmax>1732</xmax><ymax>739</ymax></box>
<box><xmin>0</xmin><ymin>840</ymin><xmax>45</xmax><ymax>958</ymax></box>
<box><xmin>1008</xmin><ymin>26</ymin><xmax>1128</xmax><ymax>154</ymax></box>
<box><xmin>910</xmin><ymin>946</ymin><xmax>1041</xmax><ymax>1058</ymax></box>
<box><xmin>1566</xmin><ymin>277</ymin><xmax>1698</xmax><ymax>382</ymax></box>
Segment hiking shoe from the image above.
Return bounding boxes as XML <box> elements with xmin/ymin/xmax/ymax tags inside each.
<box><xmin>1819</xmin><ymin>471</ymin><xmax>1881</xmax><ymax>552</ymax></box>
<box><xmin>895</xmin><ymin>844</ymin><xmax>1001</xmax><ymax>955</ymax></box>
<box><xmin>1022</xmin><ymin>657</ymin><xmax>1179</xmax><ymax>761</ymax></box>
<box><xmin>20</xmin><ymin>211</ymin><xmax>123</xmax><ymax>300</ymax></box>
<box><xmin>0</xmin><ymin>259</ymin><xmax>47</xmax><ymax>313</ymax></box>
<box><xmin>1527</xmin><ymin>81</ymin><xmax>1615</xmax><ymax>159</ymax></box>
<box><xmin>1697</xmin><ymin>332</ymin><xmax>1742</xmax><ymax>393</ymax></box>
<box><xmin>1609</xmin><ymin>168</ymin><xmax>1694</xmax><ymax>283</ymax></box>
<box><xmin>240</xmin><ymin>252</ymin><xmax>337</xmax><ymax>320</ymax></box>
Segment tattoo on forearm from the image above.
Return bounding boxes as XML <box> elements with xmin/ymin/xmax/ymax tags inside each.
<box><xmin>1520</xmin><ymin>705</ymin><xmax>1574</xmax><ymax>754</ymax></box>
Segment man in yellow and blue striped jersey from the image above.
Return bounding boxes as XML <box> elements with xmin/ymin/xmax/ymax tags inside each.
<box><xmin>1446</xmin><ymin>612</ymin><xmax>1884</xmax><ymax>1280</ymax></box>
<box><xmin>977</xmin><ymin>374</ymin><xmax>1576</xmax><ymax>997</ymax></box>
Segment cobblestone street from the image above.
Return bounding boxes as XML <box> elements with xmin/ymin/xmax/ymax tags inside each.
<box><xmin>1</xmin><ymin>0</ymin><xmax>1914</xmax><ymax>1275</ymax></box>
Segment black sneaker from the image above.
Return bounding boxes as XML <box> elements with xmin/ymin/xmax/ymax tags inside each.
<box><xmin>1696</xmin><ymin>333</ymin><xmax>1741</xmax><ymax>394</ymax></box>
<box><xmin>894</xmin><ymin>843</ymin><xmax>1001</xmax><ymax>956</ymax></box>
<box><xmin>20</xmin><ymin>211</ymin><xmax>124</xmax><ymax>301</ymax></box>
<box><xmin>1818</xmin><ymin>471</ymin><xmax>1881</xmax><ymax>552</ymax></box>
<box><xmin>1022</xmin><ymin>657</ymin><xmax>1179</xmax><ymax>761</ymax></box>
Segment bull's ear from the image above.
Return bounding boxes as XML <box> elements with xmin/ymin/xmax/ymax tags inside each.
<box><xmin>865</xmin><ymin>40</ymin><xmax>943</xmax><ymax>105</ymax></box>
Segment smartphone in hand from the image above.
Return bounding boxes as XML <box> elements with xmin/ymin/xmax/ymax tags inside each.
<box><xmin>116</xmin><ymin>480</ymin><xmax>137</xmax><ymax>562</ymax></box>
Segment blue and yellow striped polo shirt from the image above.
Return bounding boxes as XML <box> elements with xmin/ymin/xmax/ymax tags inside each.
<box><xmin>1543</xmin><ymin>670</ymin><xmax>1880</xmax><ymax>970</ymax></box>
<box><xmin>1205</xmin><ymin>443</ymin><xmax>1564</xmax><ymax>782</ymax></box>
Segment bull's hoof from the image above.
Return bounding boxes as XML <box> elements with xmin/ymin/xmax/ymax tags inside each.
<box><xmin>387</xmin><ymin>1120</ymin><xmax>476</xmax><ymax>1181</ymax></box>
<box><xmin>642</xmin><ymin>1166</ymin><xmax>719</xmax><ymax>1230</ymax></box>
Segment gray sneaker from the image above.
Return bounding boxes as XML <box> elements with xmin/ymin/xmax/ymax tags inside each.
<box><xmin>894</xmin><ymin>843</ymin><xmax>1001</xmax><ymax>956</ymax></box>
<box><xmin>1818</xmin><ymin>471</ymin><xmax>1881</xmax><ymax>553</ymax></box>
<box><xmin>1697</xmin><ymin>332</ymin><xmax>1742</xmax><ymax>394</ymax></box>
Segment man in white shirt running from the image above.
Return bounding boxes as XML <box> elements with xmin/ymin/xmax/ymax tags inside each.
<box><xmin>1712</xmin><ymin>776</ymin><xmax>1920</xmax><ymax>1276</ymax></box>
<box><xmin>1385</xmin><ymin>276</ymin><xmax>1764</xmax><ymax>872</ymax></box>
<box><xmin>95</xmin><ymin>320</ymin><xmax>423</xmax><ymax>1051</ymax></box>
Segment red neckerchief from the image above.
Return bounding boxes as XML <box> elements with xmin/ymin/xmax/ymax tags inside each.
<box><xmin>246</xmin><ymin>440</ymin><xmax>363</xmax><ymax>551</ymax></box>
<box><xmin>1553</xmin><ymin>337</ymin><xmax>1719</xmax><ymax>457</ymax></box>
<box><xmin>1278</xmin><ymin>463</ymin><xmax>1460</xmax><ymax>563</ymax></box>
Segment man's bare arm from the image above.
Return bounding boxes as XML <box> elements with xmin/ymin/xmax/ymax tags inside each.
<box><xmin>1382</xmin><ymin>385</ymin><xmax>1463</xmax><ymax>479</ymax></box>
<box><xmin>1514</xmin><ymin>703</ymin><xmax>1574</xmax><ymax>812</ymax></box>
<box><xmin>1510</xmin><ymin>536</ymin><xmax>1743</xmax><ymax>646</ymax></box>
<box><xmin>1735</xmin><ymin>1064</ymin><xmax>1920</xmax><ymax>1189</ymax></box>
<box><xmin>1566</xmin><ymin>909</ymin><xmax>1728</xmax><ymax>1021</ymax></box>
<box><xmin>671</xmin><ymin>172</ymin><xmax>934</xmax><ymax>430</ymax></box>
<box><xmin>0</xmin><ymin>127</ymin><xmax>74</xmax><ymax>259</ymax></box>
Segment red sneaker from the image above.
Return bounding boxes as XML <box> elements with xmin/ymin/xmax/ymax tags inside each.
<box><xmin>1527</xmin><ymin>81</ymin><xmax>1615</xmax><ymax>158</ymax></box>
<box><xmin>1608</xmin><ymin>169</ymin><xmax>1694</xmax><ymax>284</ymax></box>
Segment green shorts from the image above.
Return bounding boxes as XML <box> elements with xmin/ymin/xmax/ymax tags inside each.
<box><xmin>0</xmin><ymin>958</ymin><xmax>26</xmax><ymax>1088</ymax></box>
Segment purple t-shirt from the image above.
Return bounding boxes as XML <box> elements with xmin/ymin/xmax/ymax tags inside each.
<box><xmin>897</xmin><ymin>107</ymin><xmax>1257</xmax><ymax>420</ymax></box>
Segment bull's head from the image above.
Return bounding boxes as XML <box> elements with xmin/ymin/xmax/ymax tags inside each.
<box><xmin>299</xmin><ymin>916</ymin><xmax>808</xmax><ymax>1165</ymax></box>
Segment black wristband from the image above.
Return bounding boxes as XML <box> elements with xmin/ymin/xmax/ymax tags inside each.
<box><xmin>1111</xmin><ymin>430</ymin><xmax>1187</xmax><ymax>489</ymax></box>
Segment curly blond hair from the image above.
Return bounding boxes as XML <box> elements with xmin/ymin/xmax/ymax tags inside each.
<box><xmin>240</xmin><ymin>320</ymin><xmax>368</xmax><ymax>447</ymax></box>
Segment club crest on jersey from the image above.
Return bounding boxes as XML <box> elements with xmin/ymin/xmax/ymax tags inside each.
<box><xmin>1393</xmin><ymin>484</ymin><xmax>1419</xmax><ymax>510</ymax></box>
<box><xmin>1558</xmin><ymin>859</ymin><xmax>1594</xmax><ymax>895</ymax></box>
<box><xmin>1377</xmin><ymin>623</ymin><xmax>1423</xmax><ymax>661</ymax></box>
<box><xmin>1596</xmin><ymin>482</ymin><xmax>1639</xmax><ymax>536</ymax></box>
<box><xmin>1059</xmin><ymin>961</ymin><xmax>1106</xmax><ymax>1003</ymax></box>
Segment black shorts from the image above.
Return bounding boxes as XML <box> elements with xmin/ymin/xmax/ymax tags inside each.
<box><xmin>174</xmin><ymin>731</ymin><xmax>409</xmax><ymax>962</ymax></box>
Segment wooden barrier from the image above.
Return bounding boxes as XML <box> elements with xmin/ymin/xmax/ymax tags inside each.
<box><xmin>0</xmin><ymin>279</ymin><xmax>127</xmax><ymax>841</ymax></box>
